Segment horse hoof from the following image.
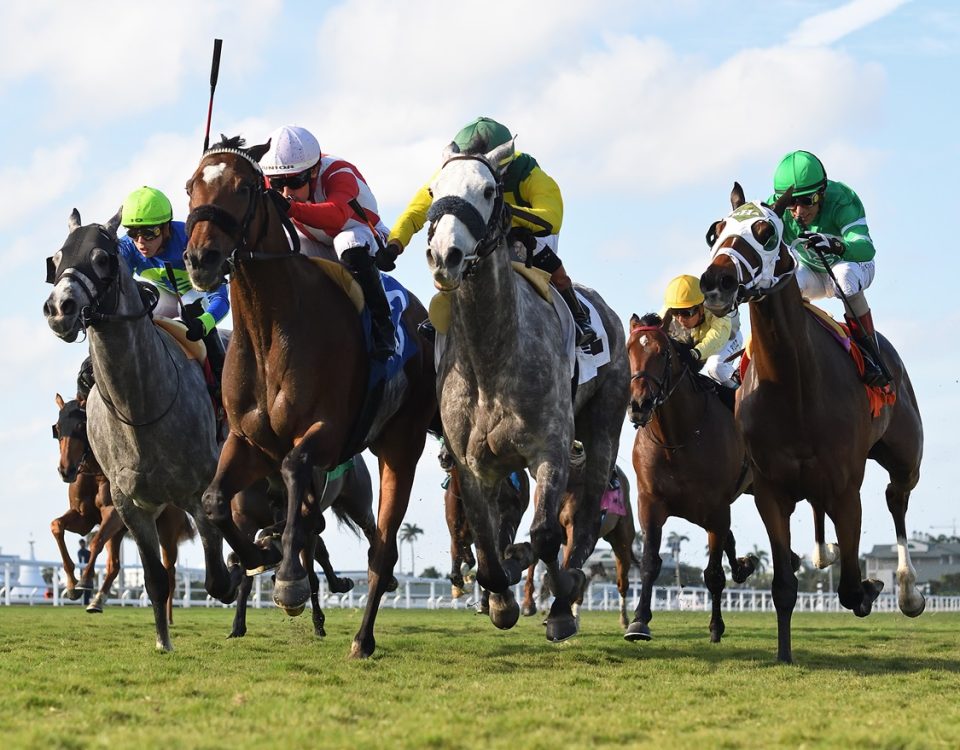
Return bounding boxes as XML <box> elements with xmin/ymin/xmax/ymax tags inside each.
<box><xmin>63</xmin><ymin>588</ymin><xmax>82</xmax><ymax>601</ymax></box>
<box><xmin>451</xmin><ymin>585</ymin><xmax>464</xmax><ymax>599</ymax></box>
<box><xmin>545</xmin><ymin>614</ymin><xmax>579</xmax><ymax>643</ymax></box>
<box><xmin>385</xmin><ymin>576</ymin><xmax>399</xmax><ymax>593</ymax></box>
<box><xmin>85</xmin><ymin>605</ymin><xmax>103</xmax><ymax>614</ymax></box>
<box><xmin>314</xmin><ymin>627</ymin><xmax>326</xmax><ymax>638</ymax></box>
<box><xmin>900</xmin><ymin>594</ymin><xmax>926</xmax><ymax>618</ymax></box>
<box><xmin>330</xmin><ymin>577</ymin><xmax>355</xmax><ymax>594</ymax></box>
<box><xmin>227</xmin><ymin>631</ymin><xmax>246</xmax><ymax>639</ymax></box>
<box><xmin>273</xmin><ymin>577</ymin><xmax>310</xmax><ymax>615</ymax></box>
<box><xmin>520</xmin><ymin>603</ymin><xmax>536</xmax><ymax>617</ymax></box>
<box><xmin>349</xmin><ymin>638</ymin><xmax>374</xmax><ymax>659</ymax></box>
<box><xmin>624</xmin><ymin>622</ymin><xmax>651</xmax><ymax>642</ymax></box>
<box><xmin>489</xmin><ymin>592</ymin><xmax>520</xmax><ymax>630</ymax></box>
<box><xmin>282</xmin><ymin>604</ymin><xmax>305</xmax><ymax>617</ymax></box>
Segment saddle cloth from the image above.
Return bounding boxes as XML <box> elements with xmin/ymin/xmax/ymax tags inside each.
<box><xmin>154</xmin><ymin>317</ymin><xmax>206</xmax><ymax>362</ymax></box>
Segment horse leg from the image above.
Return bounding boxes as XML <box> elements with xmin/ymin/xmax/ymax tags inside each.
<box><xmin>811</xmin><ymin>506</ymin><xmax>839</xmax><ymax>569</ymax></box>
<box><xmin>753</xmin><ymin>482</ymin><xmax>799</xmax><ymax>663</ymax></box>
<box><xmin>351</xmin><ymin>439</ymin><xmax>424</xmax><ymax>659</ymax></box>
<box><xmin>202</xmin><ymin>432</ymin><xmax>276</xmax><ymax>574</ymax></box>
<box><xmin>704</xmin><ymin>529</ymin><xmax>727</xmax><ymax>643</ymax></box>
<box><xmin>228</xmin><ymin>573</ymin><xmax>254</xmax><ymax>638</ymax></box>
<box><xmin>724</xmin><ymin>530</ymin><xmax>757</xmax><ymax>584</ymax></box>
<box><xmin>521</xmin><ymin>563</ymin><xmax>537</xmax><ymax>616</ymax></box>
<box><xmin>112</xmin><ymin>491</ymin><xmax>172</xmax><ymax>652</ymax></box>
<box><xmin>81</xmin><ymin>507</ymin><xmax>123</xmax><ymax>592</ymax></box>
<box><xmin>88</xmin><ymin>532</ymin><xmax>122</xmax><ymax>614</ymax></box>
<box><xmin>157</xmin><ymin>512</ymin><xmax>180</xmax><ymax>627</ymax></box>
<box><xmin>313</xmin><ymin>533</ymin><xmax>354</xmax><ymax>594</ymax></box>
<box><xmin>607</xmin><ymin>516</ymin><xmax>633</xmax><ymax>630</ymax></box>
<box><xmin>625</xmin><ymin>499</ymin><xmax>662</xmax><ymax>642</ymax></box>
<box><xmin>832</xmin><ymin>491</ymin><xmax>884</xmax><ymax>617</ymax></box>
<box><xmin>302</xmin><ymin>535</ymin><xmax>325</xmax><ymax>638</ymax></box>
<box><xmin>50</xmin><ymin>509</ymin><xmax>85</xmax><ymax>599</ymax></box>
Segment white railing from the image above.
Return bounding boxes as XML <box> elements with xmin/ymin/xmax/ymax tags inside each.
<box><xmin>4</xmin><ymin>559</ymin><xmax>960</xmax><ymax>613</ymax></box>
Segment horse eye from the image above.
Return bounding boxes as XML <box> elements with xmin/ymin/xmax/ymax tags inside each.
<box><xmin>483</xmin><ymin>187</ymin><xmax>494</xmax><ymax>200</ymax></box>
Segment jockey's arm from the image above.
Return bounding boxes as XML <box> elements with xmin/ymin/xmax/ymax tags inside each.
<box><xmin>511</xmin><ymin>167</ymin><xmax>563</xmax><ymax>235</ymax></box>
<box><xmin>388</xmin><ymin>181</ymin><xmax>435</xmax><ymax>250</ymax></box>
<box><xmin>694</xmin><ymin>313</ymin><xmax>732</xmax><ymax>360</ymax></box>
<box><xmin>286</xmin><ymin>170</ymin><xmax>358</xmax><ymax>236</ymax></box>
<box><xmin>197</xmin><ymin>283</ymin><xmax>230</xmax><ymax>335</ymax></box>
<box><xmin>834</xmin><ymin>197</ymin><xmax>876</xmax><ymax>263</ymax></box>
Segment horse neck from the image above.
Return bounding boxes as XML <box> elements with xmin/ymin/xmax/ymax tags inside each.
<box><xmin>87</xmin><ymin>275</ymin><xmax>177</xmax><ymax>418</ymax></box>
<box><xmin>449</xmin><ymin>243</ymin><xmax>522</xmax><ymax>361</ymax></box>
<box><xmin>747</xmin><ymin>280</ymin><xmax>815</xmax><ymax>392</ymax></box>
<box><xmin>647</xmin><ymin>362</ymin><xmax>705</xmax><ymax>446</ymax></box>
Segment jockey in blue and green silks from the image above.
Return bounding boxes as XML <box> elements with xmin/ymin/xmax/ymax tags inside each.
<box><xmin>118</xmin><ymin>186</ymin><xmax>229</xmax><ymax>379</ymax></box>
<box><xmin>768</xmin><ymin>150</ymin><xmax>889</xmax><ymax>387</ymax></box>
<box><xmin>384</xmin><ymin>116</ymin><xmax>597</xmax><ymax>347</ymax></box>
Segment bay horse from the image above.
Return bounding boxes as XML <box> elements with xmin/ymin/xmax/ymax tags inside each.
<box><xmin>183</xmin><ymin>136</ymin><xmax>437</xmax><ymax>658</ymax></box>
<box><xmin>699</xmin><ymin>184</ymin><xmax>925</xmax><ymax>662</ymax></box>
<box><xmin>438</xmin><ymin>443</ymin><xmax>530</xmax><ymax>599</ymax></box>
<box><xmin>43</xmin><ymin>210</ymin><xmax>241</xmax><ymax>651</ymax></box>
<box><xmin>228</xmin><ymin>456</ymin><xmax>381</xmax><ymax>639</ymax></box>
<box><xmin>52</xmin><ymin>393</ymin><xmax>195</xmax><ymax>619</ymax></box>
<box><xmin>521</xmin><ymin>463</ymin><xmax>639</xmax><ymax>630</ymax></box>
<box><xmin>426</xmin><ymin>141</ymin><xmax>630</xmax><ymax>641</ymax></box>
<box><xmin>624</xmin><ymin>314</ymin><xmax>756</xmax><ymax>643</ymax></box>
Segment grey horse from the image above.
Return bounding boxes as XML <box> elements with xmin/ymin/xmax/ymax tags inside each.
<box><xmin>426</xmin><ymin>142</ymin><xmax>630</xmax><ymax>642</ymax></box>
<box><xmin>43</xmin><ymin>209</ymin><xmax>241</xmax><ymax>651</ymax></box>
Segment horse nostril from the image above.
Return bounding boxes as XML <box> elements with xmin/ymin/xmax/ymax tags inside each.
<box><xmin>720</xmin><ymin>275</ymin><xmax>737</xmax><ymax>292</ymax></box>
<box><xmin>61</xmin><ymin>298</ymin><xmax>76</xmax><ymax>316</ymax></box>
<box><xmin>446</xmin><ymin>247</ymin><xmax>463</xmax><ymax>269</ymax></box>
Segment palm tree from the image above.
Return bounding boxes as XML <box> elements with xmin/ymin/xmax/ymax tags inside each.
<box><xmin>666</xmin><ymin>531</ymin><xmax>689</xmax><ymax>588</ymax></box>
<box><xmin>399</xmin><ymin>522</ymin><xmax>424</xmax><ymax>576</ymax></box>
<box><xmin>750</xmin><ymin>544</ymin><xmax>770</xmax><ymax>576</ymax></box>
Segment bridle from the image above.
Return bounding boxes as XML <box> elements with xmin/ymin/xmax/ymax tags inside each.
<box><xmin>426</xmin><ymin>154</ymin><xmax>511</xmax><ymax>277</ymax></box>
<box><xmin>185</xmin><ymin>147</ymin><xmax>301</xmax><ymax>270</ymax></box>
<box><xmin>708</xmin><ymin>201</ymin><xmax>798</xmax><ymax>304</ymax></box>
<box><xmin>53</xmin><ymin>403</ymin><xmax>93</xmax><ymax>474</ymax></box>
<box><xmin>630</xmin><ymin>326</ymin><xmax>690</xmax><ymax>415</ymax></box>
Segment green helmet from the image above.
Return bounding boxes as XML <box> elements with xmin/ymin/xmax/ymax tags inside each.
<box><xmin>453</xmin><ymin>117</ymin><xmax>514</xmax><ymax>163</ymax></box>
<box><xmin>121</xmin><ymin>186</ymin><xmax>173</xmax><ymax>226</ymax></box>
<box><xmin>773</xmin><ymin>150</ymin><xmax>827</xmax><ymax>198</ymax></box>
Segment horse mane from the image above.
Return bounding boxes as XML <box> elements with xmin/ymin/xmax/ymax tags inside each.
<box><xmin>638</xmin><ymin>312</ymin><xmax>662</xmax><ymax>328</ymax></box>
<box><xmin>211</xmin><ymin>134</ymin><xmax>248</xmax><ymax>152</ymax></box>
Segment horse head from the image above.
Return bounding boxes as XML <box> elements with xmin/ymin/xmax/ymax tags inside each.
<box><xmin>626</xmin><ymin>313</ymin><xmax>679</xmax><ymax>427</ymax></box>
<box><xmin>425</xmin><ymin>140</ymin><xmax>513</xmax><ymax>290</ymax></box>
<box><xmin>43</xmin><ymin>209</ymin><xmax>129</xmax><ymax>342</ymax></box>
<box><xmin>699</xmin><ymin>182</ymin><xmax>796</xmax><ymax>315</ymax></box>
<box><xmin>184</xmin><ymin>135</ymin><xmax>273</xmax><ymax>290</ymax></box>
<box><xmin>53</xmin><ymin>392</ymin><xmax>90</xmax><ymax>483</ymax></box>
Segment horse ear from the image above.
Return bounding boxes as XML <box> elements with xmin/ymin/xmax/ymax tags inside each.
<box><xmin>771</xmin><ymin>186</ymin><xmax>794</xmax><ymax>218</ymax></box>
<box><xmin>105</xmin><ymin>207</ymin><xmax>123</xmax><ymax>238</ymax></box>
<box><xmin>441</xmin><ymin>141</ymin><xmax>460</xmax><ymax>162</ymax></box>
<box><xmin>247</xmin><ymin>139</ymin><xmax>271</xmax><ymax>163</ymax></box>
<box><xmin>629</xmin><ymin>313</ymin><xmax>641</xmax><ymax>330</ymax></box>
<box><xmin>55</xmin><ymin>393</ymin><xmax>65</xmax><ymax>409</ymax></box>
<box><xmin>68</xmin><ymin>209</ymin><xmax>81</xmax><ymax>232</ymax></box>
<box><xmin>485</xmin><ymin>137</ymin><xmax>515</xmax><ymax>175</ymax></box>
<box><xmin>730</xmin><ymin>182</ymin><xmax>746</xmax><ymax>210</ymax></box>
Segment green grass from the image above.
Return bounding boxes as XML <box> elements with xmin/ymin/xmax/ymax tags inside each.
<box><xmin>1</xmin><ymin>607</ymin><xmax>958</xmax><ymax>749</ymax></box>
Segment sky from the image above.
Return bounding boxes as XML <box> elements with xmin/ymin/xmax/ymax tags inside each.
<box><xmin>2</xmin><ymin>0</ymin><xmax>958</xmax><ymax>581</ymax></box>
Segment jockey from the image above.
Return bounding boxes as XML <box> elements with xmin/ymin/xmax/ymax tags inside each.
<box><xmin>384</xmin><ymin>116</ymin><xmax>597</xmax><ymax>347</ymax></box>
<box><xmin>118</xmin><ymin>186</ymin><xmax>228</xmax><ymax>380</ymax></box>
<box><xmin>770</xmin><ymin>150</ymin><xmax>889</xmax><ymax>387</ymax></box>
<box><xmin>259</xmin><ymin>124</ymin><xmax>395</xmax><ymax>361</ymax></box>
<box><xmin>660</xmin><ymin>275</ymin><xmax>742</xmax><ymax>390</ymax></box>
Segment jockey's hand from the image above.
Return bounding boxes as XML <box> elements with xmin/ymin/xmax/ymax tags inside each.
<box><xmin>800</xmin><ymin>232</ymin><xmax>845</xmax><ymax>257</ymax></box>
<box><xmin>677</xmin><ymin>342</ymin><xmax>704</xmax><ymax>371</ymax></box>
<box><xmin>507</xmin><ymin>226</ymin><xmax>537</xmax><ymax>254</ymax></box>
<box><xmin>183</xmin><ymin>299</ymin><xmax>205</xmax><ymax>318</ymax></box>
<box><xmin>184</xmin><ymin>315</ymin><xmax>205</xmax><ymax>342</ymax></box>
<box><xmin>376</xmin><ymin>241</ymin><xmax>402</xmax><ymax>272</ymax></box>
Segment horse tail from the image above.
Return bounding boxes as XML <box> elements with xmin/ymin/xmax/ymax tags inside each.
<box><xmin>178</xmin><ymin>512</ymin><xmax>198</xmax><ymax>544</ymax></box>
<box><xmin>329</xmin><ymin>501</ymin><xmax>363</xmax><ymax>540</ymax></box>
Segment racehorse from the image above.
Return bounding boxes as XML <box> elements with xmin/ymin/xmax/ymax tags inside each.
<box><xmin>437</xmin><ymin>443</ymin><xmax>530</xmax><ymax>599</ymax></box>
<box><xmin>43</xmin><ymin>210</ymin><xmax>241</xmax><ymax>651</ymax></box>
<box><xmin>426</xmin><ymin>140</ymin><xmax>630</xmax><ymax>641</ymax></box>
<box><xmin>624</xmin><ymin>314</ymin><xmax>756</xmax><ymax>642</ymax></box>
<box><xmin>228</xmin><ymin>456</ymin><xmax>383</xmax><ymax>639</ymax></box>
<box><xmin>699</xmin><ymin>183</ymin><xmax>925</xmax><ymax>662</ymax></box>
<box><xmin>521</xmin><ymin>463</ymin><xmax>639</xmax><ymax>629</ymax></box>
<box><xmin>183</xmin><ymin>136</ymin><xmax>437</xmax><ymax>658</ymax></box>
<box><xmin>51</xmin><ymin>393</ymin><xmax>195</xmax><ymax>619</ymax></box>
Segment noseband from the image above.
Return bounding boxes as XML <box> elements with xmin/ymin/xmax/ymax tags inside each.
<box><xmin>427</xmin><ymin>154</ymin><xmax>511</xmax><ymax>275</ymax></box>
<box><xmin>185</xmin><ymin>147</ymin><xmax>301</xmax><ymax>269</ymax></box>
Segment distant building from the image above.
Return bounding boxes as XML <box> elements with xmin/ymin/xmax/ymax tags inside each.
<box><xmin>864</xmin><ymin>538</ymin><xmax>960</xmax><ymax>589</ymax></box>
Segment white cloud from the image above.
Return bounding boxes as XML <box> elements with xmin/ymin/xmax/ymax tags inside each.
<box><xmin>787</xmin><ymin>0</ymin><xmax>912</xmax><ymax>47</ymax></box>
<box><xmin>0</xmin><ymin>140</ymin><xmax>87</xmax><ymax>230</ymax></box>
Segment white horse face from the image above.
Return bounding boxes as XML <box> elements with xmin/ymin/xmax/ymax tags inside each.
<box><xmin>426</xmin><ymin>156</ymin><xmax>500</xmax><ymax>291</ymax></box>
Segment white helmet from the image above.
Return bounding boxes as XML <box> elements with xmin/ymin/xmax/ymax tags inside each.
<box><xmin>260</xmin><ymin>125</ymin><xmax>321</xmax><ymax>175</ymax></box>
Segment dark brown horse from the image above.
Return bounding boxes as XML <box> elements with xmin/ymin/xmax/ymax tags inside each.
<box><xmin>183</xmin><ymin>136</ymin><xmax>437</xmax><ymax>658</ymax></box>
<box><xmin>438</xmin><ymin>444</ymin><xmax>530</xmax><ymax>599</ymax></box>
<box><xmin>699</xmin><ymin>184</ymin><xmax>925</xmax><ymax>662</ymax></box>
<box><xmin>521</xmin><ymin>463</ymin><xmax>639</xmax><ymax>629</ymax></box>
<box><xmin>624</xmin><ymin>315</ymin><xmax>756</xmax><ymax>642</ymax></box>
<box><xmin>52</xmin><ymin>393</ymin><xmax>195</xmax><ymax>620</ymax></box>
<box><xmin>228</xmin><ymin>456</ymin><xmax>381</xmax><ymax>639</ymax></box>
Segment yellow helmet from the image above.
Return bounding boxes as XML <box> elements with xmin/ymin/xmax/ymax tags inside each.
<box><xmin>664</xmin><ymin>275</ymin><xmax>704</xmax><ymax>309</ymax></box>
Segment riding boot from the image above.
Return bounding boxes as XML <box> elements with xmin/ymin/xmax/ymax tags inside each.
<box><xmin>202</xmin><ymin>328</ymin><xmax>226</xmax><ymax>386</ymax></box>
<box><xmin>844</xmin><ymin>312</ymin><xmax>891</xmax><ymax>388</ymax></box>
<box><xmin>343</xmin><ymin>246</ymin><xmax>396</xmax><ymax>362</ymax></box>
<box><xmin>558</xmin><ymin>286</ymin><xmax>598</xmax><ymax>347</ymax></box>
<box><xmin>717</xmin><ymin>385</ymin><xmax>737</xmax><ymax>412</ymax></box>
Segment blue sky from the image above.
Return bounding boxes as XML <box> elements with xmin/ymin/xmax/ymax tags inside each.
<box><xmin>2</xmin><ymin>0</ymin><xmax>958</xmax><ymax>578</ymax></box>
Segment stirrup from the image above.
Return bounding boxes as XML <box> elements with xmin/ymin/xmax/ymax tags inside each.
<box><xmin>575</xmin><ymin>322</ymin><xmax>597</xmax><ymax>347</ymax></box>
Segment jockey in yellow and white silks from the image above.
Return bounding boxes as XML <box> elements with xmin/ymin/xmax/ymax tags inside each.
<box><xmin>385</xmin><ymin>116</ymin><xmax>596</xmax><ymax>346</ymax></box>
<box><xmin>660</xmin><ymin>275</ymin><xmax>742</xmax><ymax>389</ymax></box>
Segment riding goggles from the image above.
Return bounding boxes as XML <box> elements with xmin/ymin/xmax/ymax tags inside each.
<box><xmin>786</xmin><ymin>192</ymin><xmax>822</xmax><ymax>208</ymax></box>
<box><xmin>674</xmin><ymin>306</ymin><xmax>701</xmax><ymax>319</ymax></box>
<box><xmin>126</xmin><ymin>225</ymin><xmax>163</xmax><ymax>240</ymax></box>
<box><xmin>269</xmin><ymin>169</ymin><xmax>313</xmax><ymax>191</ymax></box>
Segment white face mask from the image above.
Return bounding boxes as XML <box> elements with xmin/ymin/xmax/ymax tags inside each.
<box><xmin>709</xmin><ymin>201</ymin><xmax>794</xmax><ymax>292</ymax></box>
